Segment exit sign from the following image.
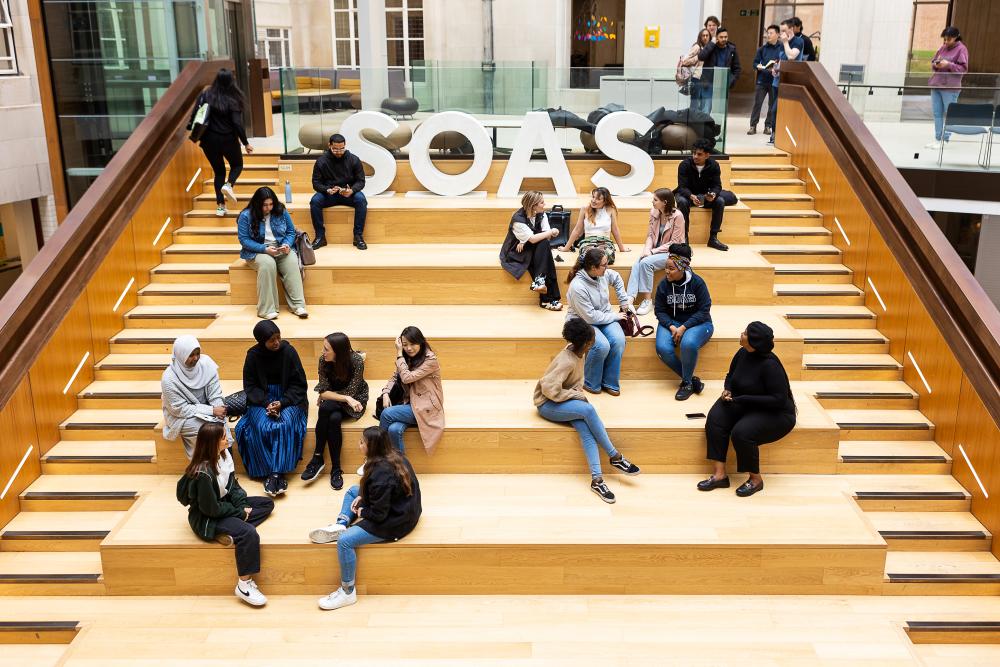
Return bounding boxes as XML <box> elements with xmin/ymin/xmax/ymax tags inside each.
<box><xmin>740</xmin><ymin>9</ymin><xmax>761</xmax><ymax>16</ymax></box>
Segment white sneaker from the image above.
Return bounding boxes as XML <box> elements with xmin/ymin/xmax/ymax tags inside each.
<box><xmin>293</xmin><ymin>307</ymin><xmax>309</xmax><ymax>319</ymax></box>
<box><xmin>215</xmin><ymin>205</ymin><xmax>227</xmax><ymax>217</ymax></box>
<box><xmin>235</xmin><ymin>579</ymin><xmax>267</xmax><ymax>607</ymax></box>
<box><xmin>309</xmin><ymin>523</ymin><xmax>347</xmax><ymax>544</ymax></box>
<box><xmin>924</xmin><ymin>141</ymin><xmax>942</xmax><ymax>149</ymax></box>
<box><xmin>356</xmin><ymin>462</ymin><xmax>366</xmax><ymax>476</ymax></box>
<box><xmin>636</xmin><ymin>299</ymin><xmax>652</xmax><ymax>316</ymax></box>
<box><xmin>263</xmin><ymin>311</ymin><xmax>279</xmax><ymax>320</ymax></box>
<box><xmin>221</xmin><ymin>183</ymin><xmax>238</xmax><ymax>203</ymax></box>
<box><xmin>318</xmin><ymin>587</ymin><xmax>357</xmax><ymax>611</ymax></box>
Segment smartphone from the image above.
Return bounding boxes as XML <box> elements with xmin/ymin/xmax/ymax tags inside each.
<box><xmin>686</xmin><ymin>412</ymin><xmax>707</xmax><ymax>420</ymax></box>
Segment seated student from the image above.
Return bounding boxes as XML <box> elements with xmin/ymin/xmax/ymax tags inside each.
<box><xmin>499</xmin><ymin>190</ymin><xmax>563</xmax><ymax>311</ymax></box>
<box><xmin>565</xmin><ymin>247</ymin><xmax>633</xmax><ymax>396</ymax></box>
<box><xmin>699</xmin><ymin>321</ymin><xmax>796</xmax><ymax>497</ymax></box>
<box><xmin>559</xmin><ymin>187</ymin><xmax>630</xmax><ymax>263</ymax></box>
<box><xmin>653</xmin><ymin>244</ymin><xmax>714</xmax><ymax>401</ymax></box>
<box><xmin>235</xmin><ymin>320</ymin><xmax>309</xmax><ymax>497</ymax></box>
<box><xmin>309</xmin><ymin>133</ymin><xmax>368</xmax><ymax>250</ymax></box>
<box><xmin>237</xmin><ymin>186</ymin><xmax>308</xmax><ymax>320</ymax></box>
<box><xmin>162</xmin><ymin>335</ymin><xmax>228</xmax><ymax>459</ymax></box>
<box><xmin>627</xmin><ymin>188</ymin><xmax>686</xmax><ymax>315</ymax></box>
<box><xmin>375</xmin><ymin>326</ymin><xmax>444</xmax><ymax>465</ymax></box>
<box><xmin>535</xmin><ymin>318</ymin><xmax>640</xmax><ymax>503</ymax></box>
<box><xmin>301</xmin><ymin>332</ymin><xmax>369</xmax><ymax>491</ymax></box>
<box><xmin>176</xmin><ymin>421</ymin><xmax>274</xmax><ymax>607</ymax></box>
<box><xmin>675</xmin><ymin>139</ymin><xmax>738</xmax><ymax>252</ymax></box>
<box><xmin>310</xmin><ymin>426</ymin><xmax>422</xmax><ymax>611</ymax></box>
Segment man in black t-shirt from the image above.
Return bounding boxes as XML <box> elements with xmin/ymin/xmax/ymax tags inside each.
<box><xmin>675</xmin><ymin>139</ymin><xmax>738</xmax><ymax>251</ymax></box>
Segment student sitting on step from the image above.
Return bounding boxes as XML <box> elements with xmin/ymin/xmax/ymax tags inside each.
<box><xmin>176</xmin><ymin>421</ymin><xmax>274</xmax><ymax>607</ymax></box>
<box><xmin>310</xmin><ymin>426</ymin><xmax>422</xmax><ymax>611</ymax></box>
<box><xmin>534</xmin><ymin>318</ymin><xmax>640</xmax><ymax>503</ymax></box>
<box><xmin>235</xmin><ymin>320</ymin><xmax>309</xmax><ymax>497</ymax></box>
<box><xmin>161</xmin><ymin>334</ymin><xmax>229</xmax><ymax>459</ymax></box>
<box><xmin>499</xmin><ymin>190</ymin><xmax>563</xmax><ymax>311</ymax></box>
<box><xmin>653</xmin><ymin>243</ymin><xmax>714</xmax><ymax>401</ymax></box>
<box><xmin>301</xmin><ymin>332</ymin><xmax>369</xmax><ymax>491</ymax></box>
<box><xmin>558</xmin><ymin>187</ymin><xmax>630</xmax><ymax>263</ymax></box>
<box><xmin>627</xmin><ymin>188</ymin><xmax>687</xmax><ymax>315</ymax></box>
<box><xmin>698</xmin><ymin>321</ymin><xmax>796</xmax><ymax>497</ymax></box>
<box><xmin>675</xmin><ymin>139</ymin><xmax>738</xmax><ymax>251</ymax></box>
<box><xmin>309</xmin><ymin>133</ymin><xmax>368</xmax><ymax>250</ymax></box>
<box><xmin>236</xmin><ymin>186</ymin><xmax>308</xmax><ymax>320</ymax></box>
<box><xmin>565</xmin><ymin>247</ymin><xmax>634</xmax><ymax>397</ymax></box>
<box><xmin>374</xmin><ymin>327</ymin><xmax>444</xmax><ymax>466</ymax></box>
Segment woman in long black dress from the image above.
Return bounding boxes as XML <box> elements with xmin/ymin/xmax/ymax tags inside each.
<box><xmin>697</xmin><ymin>321</ymin><xmax>796</xmax><ymax>497</ymax></box>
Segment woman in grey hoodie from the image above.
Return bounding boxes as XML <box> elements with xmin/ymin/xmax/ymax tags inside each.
<box><xmin>565</xmin><ymin>247</ymin><xmax>634</xmax><ymax>396</ymax></box>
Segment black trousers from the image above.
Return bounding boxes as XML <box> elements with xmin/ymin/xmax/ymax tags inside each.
<box><xmin>749</xmin><ymin>83</ymin><xmax>775</xmax><ymax>129</ymax></box>
<box><xmin>766</xmin><ymin>86</ymin><xmax>780</xmax><ymax>135</ymax></box>
<box><xmin>525</xmin><ymin>241</ymin><xmax>561</xmax><ymax>304</ymax></box>
<box><xmin>676</xmin><ymin>190</ymin><xmax>737</xmax><ymax>239</ymax></box>
<box><xmin>704</xmin><ymin>399</ymin><xmax>795</xmax><ymax>474</ymax></box>
<box><xmin>200</xmin><ymin>133</ymin><xmax>244</xmax><ymax>205</ymax></box>
<box><xmin>216</xmin><ymin>496</ymin><xmax>274</xmax><ymax>576</ymax></box>
<box><xmin>314</xmin><ymin>400</ymin><xmax>350</xmax><ymax>471</ymax></box>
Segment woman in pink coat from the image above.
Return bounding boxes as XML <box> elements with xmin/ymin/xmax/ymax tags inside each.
<box><xmin>627</xmin><ymin>188</ymin><xmax>687</xmax><ymax>315</ymax></box>
<box><xmin>377</xmin><ymin>326</ymin><xmax>445</xmax><ymax>457</ymax></box>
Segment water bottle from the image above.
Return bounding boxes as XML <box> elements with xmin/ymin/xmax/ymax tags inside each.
<box><xmin>284</xmin><ymin>179</ymin><xmax>292</xmax><ymax>204</ymax></box>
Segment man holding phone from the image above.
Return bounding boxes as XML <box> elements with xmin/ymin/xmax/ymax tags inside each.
<box><xmin>309</xmin><ymin>133</ymin><xmax>369</xmax><ymax>250</ymax></box>
<box><xmin>675</xmin><ymin>139</ymin><xmax>737</xmax><ymax>251</ymax></box>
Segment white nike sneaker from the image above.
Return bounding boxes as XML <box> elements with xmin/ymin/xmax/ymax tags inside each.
<box><xmin>235</xmin><ymin>578</ymin><xmax>267</xmax><ymax>607</ymax></box>
<box><xmin>221</xmin><ymin>183</ymin><xmax>238</xmax><ymax>202</ymax></box>
<box><xmin>215</xmin><ymin>205</ymin><xmax>227</xmax><ymax>217</ymax></box>
<box><xmin>318</xmin><ymin>587</ymin><xmax>357</xmax><ymax>611</ymax></box>
<box><xmin>309</xmin><ymin>523</ymin><xmax>347</xmax><ymax>544</ymax></box>
<box><xmin>356</xmin><ymin>461</ymin><xmax>366</xmax><ymax>476</ymax></box>
<box><xmin>636</xmin><ymin>299</ymin><xmax>652</xmax><ymax>316</ymax></box>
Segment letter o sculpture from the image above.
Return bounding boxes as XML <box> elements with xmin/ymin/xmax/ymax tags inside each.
<box><xmin>408</xmin><ymin>111</ymin><xmax>494</xmax><ymax>196</ymax></box>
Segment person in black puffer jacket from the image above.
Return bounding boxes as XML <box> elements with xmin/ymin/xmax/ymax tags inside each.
<box><xmin>309</xmin><ymin>426</ymin><xmax>422</xmax><ymax>611</ymax></box>
<box><xmin>309</xmin><ymin>133</ymin><xmax>368</xmax><ymax>250</ymax></box>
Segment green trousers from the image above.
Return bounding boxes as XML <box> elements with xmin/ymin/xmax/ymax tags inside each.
<box><xmin>247</xmin><ymin>251</ymin><xmax>306</xmax><ymax>317</ymax></box>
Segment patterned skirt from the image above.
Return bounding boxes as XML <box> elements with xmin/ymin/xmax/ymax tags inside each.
<box><xmin>235</xmin><ymin>384</ymin><xmax>306</xmax><ymax>478</ymax></box>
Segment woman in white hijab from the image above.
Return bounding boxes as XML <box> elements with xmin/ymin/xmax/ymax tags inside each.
<box><xmin>162</xmin><ymin>335</ymin><xmax>228</xmax><ymax>458</ymax></box>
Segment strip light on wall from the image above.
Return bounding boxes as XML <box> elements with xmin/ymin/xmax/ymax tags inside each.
<box><xmin>833</xmin><ymin>216</ymin><xmax>851</xmax><ymax>246</ymax></box>
<box><xmin>185</xmin><ymin>168</ymin><xmax>203</xmax><ymax>193</ymax></box>
<box><xmin>62</xmin><ymin>351</ymin><xmax>90</xmax><ymax>395</ymax></box>
<box><xmin>958</xmin><ymin>444</ymin><xmax>989</xmax><ymax>499</ymax></box>
<box><xmin>906</xmin><ymin>351</ymin><xmax>932</xmax><ymax>394</ymax></box>
<box><xmin>866</xmin><ymin>277</ymin><xmax>887</xmax><ymax>312</ymax></box>
<box><xmin>784</xmin><ymin>126</ymin><xmax>797</xmax><ymax>147</ymax></box>
<box><xmin>0</xmin><ymin>445</ymin><xmax>33</xmax><ymax>500</ymax></box>
<box><xmin>112</xmin><ymin>277</ymin><xmax>136</xmax><ymax>313</ymax></box>
<box><xmin>807</xmin><ymin>167</ymin><xmax>821</xmax><ymax>191</ymax></box>
<box><xmin>152</xmin><ymin>217</ymin><xmax>172</xmax><ymax>246</ymax></box>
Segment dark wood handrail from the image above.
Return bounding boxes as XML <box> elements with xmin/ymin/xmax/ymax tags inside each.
<box><xmin>781</xmin><ymin>61</ymin><xmax>1000</xmax><ymax>423</ymax></box>
<box><xmin>0</xmin><ymin>60</ymin><xmax>228</xmax><ymax>410</ymax></box>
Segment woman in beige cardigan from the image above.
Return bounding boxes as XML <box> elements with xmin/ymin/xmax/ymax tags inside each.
<box><xmin>378</xmin><ymin>326</ymin><xmax>445</xmax><ymax>456</ymax></box>
<box><xmin>534</xmin><ymin>318</ymin><xmax>640</xmax><ymax>503</ymax></box>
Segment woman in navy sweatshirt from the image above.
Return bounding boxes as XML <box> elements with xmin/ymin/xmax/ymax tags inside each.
<box><xmin>698</xmin><ymin>321</ymin><xmax>796</xmax><ymax>497</ymax></box>
<box><xmin>653</xmin><ymin>244</ymin><xmax>714</xmax><ymax>400</ymax></box>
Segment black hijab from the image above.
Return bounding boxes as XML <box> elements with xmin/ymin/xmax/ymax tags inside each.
<box><xmin>243</xmin><ymin>320</ymin><xmax>308</xmax><ymax>410</ymax></box>
<box><xmin>253</xmin><ymin>320</ymin><xmax>280</xmax><ymax>351</ymax></box>
<box><xmin>745</xmin><ymin>320</ymin><xmax>794</xmax><ymax>408</ymax></box>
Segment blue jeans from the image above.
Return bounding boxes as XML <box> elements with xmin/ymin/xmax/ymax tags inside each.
<box><xmin>309</xmin><ymin>190</ymin><xmax>368</xmax><ymax>239</ymax></box>
<box><xmin>537</xmin><ymin>399</ymin><xmax>620</xmax><ymax>478</ymax></box>
<box><xmin>584</xmin><ymin>322</ymin><xmax>626</xmax><ymax>393</ymax></box>
<box><xmin>379</xmin><ymin>403</ymin><xmax>417</xmax><ymax>453</ymax></box>
<box><xmin>336</xmin><ymin>485</ymin><xmax>384</xmax><ymax>586</ymax></box>
<box><xmin>689</xmin><ymin>78</ymin><xmax>711</xmax><ymax>114</ymax></box>
<box><xmin>655</xmin><ymin>321</ymin><xmax>715</xmax><ymax>384</ymax></box>
<box><xmin>931</xmin><ymin>89</ymin><xmax>960</xmax><ymax>141</ymax></box>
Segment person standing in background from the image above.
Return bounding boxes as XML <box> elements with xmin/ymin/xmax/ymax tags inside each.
<box><xmin>749</xmin><ymin>25</ymin><xmax>782</xmax><ymax>135</ymax></box>
<box><xmin>767</xmin><ymin>20</ymin><xmax>804</xmax><ymax>146</ymax></box>
<box><xmin>697</xmin><ymin>26</ymin><xmax>742</xmax><ymax>116</ymax></box>
<box><xmin>790</xmin><ymin>17</ymin><xmax>816</xmax><ymax>62</ymax></box>
<box><xmin>927</xmin><ymin>27</ymin><xmax>970</xmax><ymax>150</ymax></box>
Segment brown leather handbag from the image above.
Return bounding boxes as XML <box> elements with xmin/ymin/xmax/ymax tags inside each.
<box><xmin>619</xmin><ymin>309</ymin><xmax>653</xmax><ymax>337</ymax></box>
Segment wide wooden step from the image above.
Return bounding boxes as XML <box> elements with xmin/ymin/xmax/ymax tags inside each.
<box><xmin>806</xmin><ymin>380</ymin><xmax>917</xmax><ymax>409</ymax></box>
<box><xmin>849</xmin><ymin>474</ymin><xmax>970</xmax><ymax>511</ymax></box>
<box><xmin>802</xmin><ymin>354</ymin><xmax>903</xmax><ymax>380</ymax></box>
<box><xmin>906</xmin><ymin>620</ymin><xmax>1000</xmax><ymax>644</ymax></box>
<box><xmin>0</xmin><ymin>512</ymin><xmax>124</xmax><ymax>552</ymax></box>
<box><xmin>885</xmin><ymin>552</ymin><xmax>1000</xmax><ymax>595</ymax></box>
<box><xmin>799</xmin><ymin>328</ymin><xmax>889</xmax><ymax>354</ymax></box>
<box><xmin>868</xmin><ymin>512</ymin><xmax>992</xmax><ymax>551</ymax></box>
<box><xmin>137</xmin><ymin>282</ymin><xmax>230</xmax><ymax>305</ymax></box>
<box><xmin>750</xmin><ymin>226</ymin><xmax>832</xmax><ymax>245</ymax></box>
<box><xmin>839</xmin><ymin>441</ymin><xmax>952</xmax><ymax>474</ymax></box>
<box><xmin>827</xmin><ymin>409</ymin><xmax>934</xmax><ymax>441</ymax></box>
<box><xmin>123</xmin><ymin>305</ymin><xmax>222</xmax><ymax>329</ymax></box>
<box><xmin>201</xmin><ymin>177</ymin><xmax>276</xmax><ymax>195</ymax></box>
<box><xmin>784</xmin><ymin>305</ymin><xmax>877</xmax><ymax>329</ymax></box>
<box><xmin>737</xmin><ymin>193</ymin><xmax>814</xmax><ymax>210</ymax></box>
<box><xmin>730</xmin><ymin>164</ymin><xmax>799</xmax><ymax>179</ymax></box>
<box><xmin>19</xmin><ymin>475</ymin><xmax>158</xmax><ymax>510</ymax></box>
<box><xmin>0</xmin><ymin>552</ymin><xmax>103</xmax><ymax>595</ymax></box>
<box><xmin>750</xmin><ymin>209</ymin><xmax>823</xmax><ymax>227</ymax></box>
<box><xmin>773</xmin><ymin>283</ymin><xmax>864</xmax><ymax>305</ymax></box>
<box><xmin>0</xmin><ymin>620</ymin><xmax>79</xmax><ymax>644</ymax></box>
<box><xmin>773</xmin><ymin>263</ymin><xmax>852</xmax><ymax>284</ymax></box>
<box><xmin>756</xmin><ymin>244</ymin><xmax>841</xmax><ymax>264</ymax></box>
<box><xmin>731</xmin><ymin>178</ymin><xmax>806</xmax><ymax>194</ymax></box>
<box><xmin>40</xmin><ymin>441</ymin><xmax>157</xmax><ymax>474</ymax></box>
<box><xmin>149</xmin><ymin>262</ymin><xmax>230</xmax><ymax>282</ymax></box>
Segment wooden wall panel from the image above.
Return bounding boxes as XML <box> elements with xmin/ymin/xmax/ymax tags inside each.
<box><xmin>0</xmin><ymin>378</ymin><xmax>40</xmax><ymax>529</ymax></box>
<box><xmin>863</xmin><ymin>230</ymin><xmax>914</xmax><ymax>363</ymax></box>
<box><xmin>952</xmin><ymin>377</ymin><xmax>1000</xmax><ymax>558</ymax></box>
<box><xmin>86</xmin><ymin>225</ymin><xmax>138</xmax><ymax>360</ymax></box>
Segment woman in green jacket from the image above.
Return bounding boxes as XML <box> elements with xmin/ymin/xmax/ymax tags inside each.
<box><xmin>176</xmin><ymin>421</ymin><xmax>274</xmax><ymax>607</ymax></box>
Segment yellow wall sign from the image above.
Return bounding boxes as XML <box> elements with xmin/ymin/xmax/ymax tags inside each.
<box><xmin>644</xmin><ymin>25</ymin><xmax>660</xmax><ymax>48</ymax></box>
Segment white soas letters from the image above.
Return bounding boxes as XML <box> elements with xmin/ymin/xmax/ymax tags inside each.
<box><xmin>591</xmin><ymin>112</ymin><xmax>654</xmax><ymax>196</ymax></box>
<box><xmin>340</xmin><ymin>111</ymin><xmax>399</xmax><ymax>195</ymax></box>
<box><xmin>408</xmin><ymin>111</ymin><xmax>493</xmax><ymax>196</ymax></box>
<box><xmin>497</xmin><ymin>112</ymin><xmax>577</xmax><ymax>198</ymax></box>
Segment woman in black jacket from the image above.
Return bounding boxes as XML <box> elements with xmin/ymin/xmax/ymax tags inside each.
<box><xmin>176</xmin><ymin>422</ymin><xmax>274</xmax><ymax>607</ymax></box>
<box><xmin>698</xmin><ymin>321</ymin><xmax>796</xmax><ymax>497</ymax></box>
<box><xmin>234</xmin><ymin>320</ymin><xmax>308</xmax><ymax>497</ymax></box>
<box><xmin>499</xmin><ymin>190</ymin><xmax>562</xmax><ymax>310</ymax></box>
<box><xmin>190</xmin><ymin>68</ymin><xmax>253</xmax><ymax>217</ymax></box>
<box><xmin>309</xmin><ymin>426</ymin><xmax>422</xmax><ymax>611</ymax></box>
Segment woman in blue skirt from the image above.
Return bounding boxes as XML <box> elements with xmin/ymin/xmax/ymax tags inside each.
<box><xmin>236</xmin><ymin>320</ymin><xmax>308</xmax><ymax>497</ymax></box>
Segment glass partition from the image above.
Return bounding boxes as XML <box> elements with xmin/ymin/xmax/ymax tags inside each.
<box><xmin>273</xmin><ymin>63</ymin><xmax>731</xmax><ymax>157</ymax></box>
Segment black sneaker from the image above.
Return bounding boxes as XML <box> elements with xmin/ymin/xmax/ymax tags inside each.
<box><xmin>675</xmin><ymin>382</ymin><xmax>695</xmax><ymax>401</ymax></box>
<box><xmin>692</xmin><ymin>376</ymin><xmax>705</xmax><ymax>395</ymax></box>
<box><xmin>311</xmin><ymin>237</ymin><xmax>328</xmax><ymax>250</ymax></box>
<box><xmin>590</xmin><ymin>478</ymin><xmax>616</xmax><ymax>504</ymax></box>
<box><xmin>263</xmin><ymin>475</ymin><xmax>279</xmax><ymax>497</ymax></box>
<box><xmin>276</xmin><ymin>476</ymin><xmax>288</xmax><ymax>495</ymax></box>
<box><xmin>609</xmin><ymin>455</ymin><xmax>640</xmax><ymax>476</ymax></box>
<box><xmin>330</xmin><ymin>469</ymin><xmax>344</xmax><ymax>490</ymax></box>
<box><xmin>301</xmin><ymin>456</ymin><xmax>325</xmax><ymax>483</ymax></box>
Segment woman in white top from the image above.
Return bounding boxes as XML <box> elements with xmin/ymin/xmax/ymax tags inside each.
<box><xmin>682</xmin><ymin>29</ymin><xmax>712</xmax><ymax>114</ymax></box>
<box><xmin>161</xmin><ymin>335</ymin><xmax>229</xmax><ymax>458</ymax></box>
<box><xmin>627</xmin><ymin>188</ymin><xmax>687</xmax><ymax>314</ymax></box>
<box><xmin>559</xmin><ymin>187</ymin><xmax>630</xmax><ymax>264</ymax></box>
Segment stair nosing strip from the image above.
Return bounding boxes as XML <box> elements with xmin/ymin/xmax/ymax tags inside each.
<box><xmin>815</xmin><ymin>392</ymin><xmax>915</xmax><ymax>399</ymax></box>
<box><xmin>906</xmin><ymin>621</ymin><xmax>1000</xmax><ymax>630</ymax></box>
<box><xmin>22</xmin><ymin>491</ymin><xmax>138</xmax><ymax>500</ymax></box>
<box><xmin>840</xmin><ymin>455</ymin><xmax>948</xmax><ymax>463</ymax></box>
<box><xmin>786</xmin><ymin>313</ymin><xmax>874</xmax><ymax>319</ymax></box>
<box><xmin>63</xmin><ymin>423</ymin><xmax>157</xmax><ymax>430</ymax></box>
<box><xmin>888</xmin><ymin>573</ymin><xmax>1000</xmax><ymax>582</ymax></box>
<box><xmin>0</xmin><ymin>621</ymin><xmax>83</xmax><ymax>629</ymax></box>
<box><xmin>1</xmin><ymin>530</ymin><xmax>110</xmax><ymax>539</ymax></box>
<box><xmin>805</xmin><ymin>364</ymin><xmax>900</xmax><ymax>370</ymax></box>
<box><xmin>837</xmin><ymin>422</ymin><xmax>930</xmax><ymax>430</ymax></box>
<box><xmin>43</xmin><ymin>455</ymin><xmax>154</xmax><ymax>462</ymax></box>
<box><xmin>126</xmin><ymin>313</ymin><xmax>218</xmax><ymax>319</ymax></box>
<box><xmin>878</xmin><ymin>530</ymin><xmax>987</xmax><ymax>539</ymax></box>
<box><xmin>854</xmin><ymin>491</ymin><xmax>967</xmax><ymax>500</ymax></box>
<box><xmin>82</xmin><ymin>391</ymin><xmax>162</xmax><ymax>398</ymax></box>
<box><xmin>804</xmin><ymin>339</ymin><xmax>887</xmax><ymax>344</ymax></box>
<box><xmin>0</xmin><ymin>575</ymin><xmax>100</xmax><ymax>583</ymax></box>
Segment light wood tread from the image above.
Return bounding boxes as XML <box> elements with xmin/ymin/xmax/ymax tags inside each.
<box><xmin>22</xmin><ymin>474</ymin><xmax>162</xmax><ymax>495</ymax></box>
<box><xmin>797</xmin><ymin>329</ymin><xmax>888</xmax><ymax>342</ymax></box>
<box><xmin>774</xmin><ymin>284</ymin><xmax>862</xmax><ymax>294</ymax></box>
<box><xmin>738</xmin><ymin>193</ymin><xmax>813</xmax><ymax>201</ymax></box>
<box><xmin>841</xmin><ymin>474</ymin><xmax>968</xmax><ymax>495</ymax></box>
<box><xmin>750</xmin><ymin>226</ymin><xmax>831</xmax><ymax>235</ymax></box>
<box><xmin>732</xmin><ymin>178</ymin><xmax>805</xmax><ymax>185</ymax></box>
<box><xmin>753</xmin><ymin>243</ymin><xmax>839</xmax><ymax>254</ymax></box>
<box><xmin>42</xmin><ymin>441</ymin><xmax>157</xmax><ymax>459</ymax></box>
<box><xmin>826</xmin><ymin>409</ymin><xmax>932</xmax><ymax>428</ymax></box>
<box><xmin>804</xmin><ymin>354</ymin><xmax>903</xmax><ymax>368</ymax></box>
<box><xmin>868</xmin><ymin>511</ymin><xmax>991</xmax><ymax>536</ymax></box>
<box><xmin>2</xmin><ymin>511</ymin><xmax>125</xmax><ymax>534</ymax></box>
<box><xmin>885</xmin><ymin>551</ymin><xmax>1000</xmax><ymax>575</ymax></box>
<box><xmin>751</xmin><ymin>209</ymin><xmax>822</xmax><ymax>217</ymax></box>
<box><xmin>840</xmin><ymin>441</ymin><xmax>951</xmax><ymax>460</ymax></box>
<box><xmin>774</xmin><ymin>264</ymin><xmax>850</xmax><ymax>274</ymax></box>
<box><xmin>151</xmin><ymin>262</ymin><xmax>230</xmax><ymax>272</ymax></box>
<box><xmin>104</xmin><ymin>473</ymin><xmax>884</xmax><ymax>548</ymax></box>
<box><xmin>202</xmin><ymin>177</ymin><xmax>274</xmax><ymax>186</ymax></box>
<box><xmin>109</xmin><ymin>330</ymin><xmax>203</xmax><ymax>344</ymax></box>
<box><xmin>732</xmin><ymin>163</ymin><xmax>797</xmax><ymax>171</ymax></box>
<box><xmin>138</xmin><ymin>283</ymin><xmax>229</xmax><ymax>293</ymax></box>
<box><xmin>0</xmin><ymin>552</ymin><xmax>102</xmax><ymax>575</ymax></box>
<box><xmin>0</xmin><ymin>646</ymin><xmax>66</xmax><ymax>666</ymax></box>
